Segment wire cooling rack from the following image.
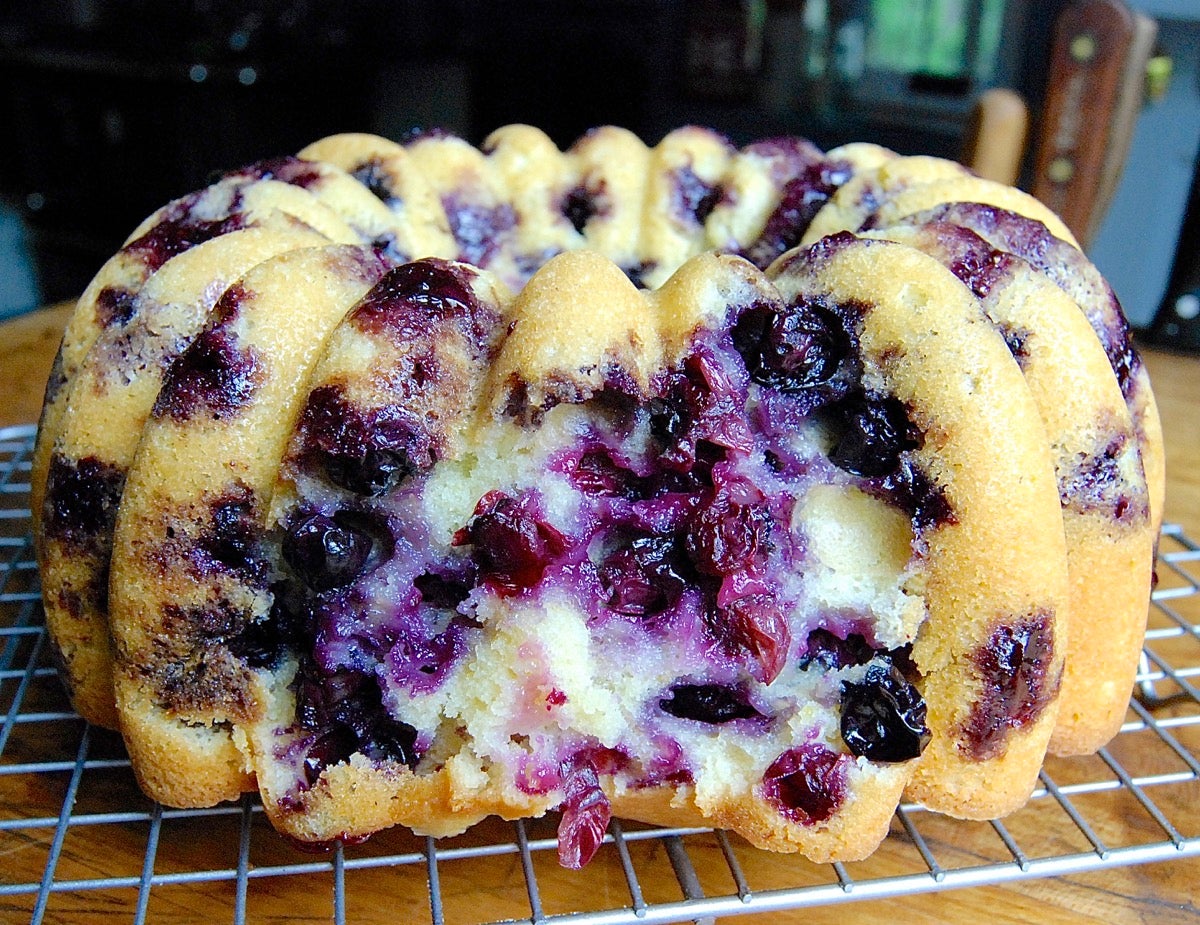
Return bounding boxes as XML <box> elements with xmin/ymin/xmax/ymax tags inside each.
<box><xmin>2</xmin><ymin>423</ymin><xmax>1198</xmax><ymax>924</ymax></box>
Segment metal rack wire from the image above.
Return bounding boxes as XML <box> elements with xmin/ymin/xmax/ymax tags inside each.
<box><xmin>1</xmin><ymin>422</ymin><xmax>1197</xmax><ymax>924</ymax></box>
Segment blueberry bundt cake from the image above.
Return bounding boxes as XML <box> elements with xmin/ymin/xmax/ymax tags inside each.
<box><xmin>33</xmin><ymin>125</ymin><xmax>1158</xmax><ymax>866</ymax></box>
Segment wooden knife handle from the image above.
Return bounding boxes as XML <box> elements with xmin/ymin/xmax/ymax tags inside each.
<box><xmin>962</xmin><ymin>88</ymin><xmax>1029</xmax><ymax>187</ymax></box>
<box><xmin>1030</xmin><ymin>0</ymin><xmax>1147</xmax><ymax>246</ymax></box>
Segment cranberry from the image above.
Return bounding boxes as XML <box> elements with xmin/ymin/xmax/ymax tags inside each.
<box><xmin>722</xmin><ymin>593</ymin><xmax>790</xmax><ymax>683</ymax></box>
<box><xmin>456</xmin><ymin>491</ymin><xmax>566</xmax><ymax>595</ymax></box>
<box><xmin>572</xmin><ymin>448</ymin><xmax>644</xmax><ymax>500</ymax></box>
<box><xmin>557</xmin><ymin>757</ymin><xmax>611</xmax><ymax>869</ymax></box>
<box><xmin>840</xmin><ymin>662</ymin><xmax>930</xmax><ymax>762</ymax></box>
<box><xmin>597</xmin><ymin>533</ymin><xmax>688</xmax><ymax>617</ymax></box>
<box><xmin>685</xmin><ymin>483</ymin><xmax>772</xmax><ymax>576</ymax></box>
<box><xmin>660</xmin><ymin>683</ymin><xmax>764</xmax><ymax>723</ymax></box>
<box><xmin>760</xmin><ymin>744</ymin><xmax>849</xmax><ymax>824</ymax></box>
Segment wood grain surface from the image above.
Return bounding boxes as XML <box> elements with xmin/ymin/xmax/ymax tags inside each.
<box><xmin>1</xmin><ymin>301</ymin><xmax>1197</xmax><ymax>924</ymax></box>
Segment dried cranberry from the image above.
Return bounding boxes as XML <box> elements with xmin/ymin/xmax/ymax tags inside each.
<box><xmin>557</xmin><ymin>757</ymin><xmax>611</xmax><ymax>869</ymax></box>
<box><xmin>722</xmin><ymin>593</ymin><xmax>791</xmax><ymax>684</ymax></box>
<box><xmin>760</xmin><ymin>744</ymin><xmax>849</xmax><ymax>824</ymax></box>
<box><xmin>685</xmin><ymin>484</ymin><xmax>772</xmax><ymax>576</ymax></box>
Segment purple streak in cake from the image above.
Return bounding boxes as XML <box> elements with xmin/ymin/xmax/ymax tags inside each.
<box><xmin>442</xmin><ymin>195</ymin><xmax>516</xmax><ymax>269</ymax></box>
<box><xmin>152</xmin><ymin>287</ymin><xmax>263</xmax><ymax>423</ymax></box>
<box><xmin>961</xmin><ymin>611</ymin><xmax>1059</xmax><ymax>760</ymax></box>
<box><xmin>671</xmin><ymin>165</ymin><xmax>722</xmax><ymax>227</ymax></box>
<box><xmin>42</xmin><ymin>454</ymin><xmax>126</xmax><ymax>553</ymax></box>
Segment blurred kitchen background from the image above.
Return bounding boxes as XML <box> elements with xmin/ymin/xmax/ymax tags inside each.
<box><xmin>0</xmin><ymin>0</ymin><xmax>1197</xmax><ymax>341</ymax></box>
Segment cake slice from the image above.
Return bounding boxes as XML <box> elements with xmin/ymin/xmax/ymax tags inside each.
<box><xmin>107</xmin><ymin>245</ymin><xmax>385</xmax><ymax>805</ymax></box>
<box><xmin>863</xmin><ymin>220</ymin><xmax>1154</xmax><ymax>756</ymax></box>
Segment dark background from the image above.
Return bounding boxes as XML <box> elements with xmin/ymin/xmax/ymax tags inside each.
<box><xmin>0</xmin><ymin>0</ymin><xmax>1070</xmax><ymax>307</ymax></box>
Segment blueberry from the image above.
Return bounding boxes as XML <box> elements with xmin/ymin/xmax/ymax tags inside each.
<box><xmin>597</xmin><ymin>533</ymin><xmax>688</xmax><ymax>617</ymax></box>
<box><xmin>352</xmin><ymin>159</ymin><xmax>398</xmax><ymax>206</ymax></box>
<box><xmin>962</xmin><ymin>613</ymin><xmax>1057</xmax><ymax>760</ymax></box>
<box><xmin>798</xmin><ymin>628</ymin><xmax>877</xmax><ymax>671</ymax></box>
<box><xmin>840</xmin><ymin>662</ymin><xmax>930</xmax><ymax>762</ymax></box>
<box><xmin>732</xmin><ymin>299</ymin><xmax>849</xmax><ymax>393</ymax></box>
<box><xmin>562</xmin><ymin>184</ymin><xmax>599</xmax><ymax>234</ymax></box>
<box><xmin>760</xmin><ymin>744</ymin><xmax>849</xmax><ymax>824</ymax></box>
<box><xmin>672</xmin><ymin>166</ymin><xmax>721</xmax><ymax>226</ymax></box>
<box><xmin>324</xmin><ymin>446</ymin><xmax>421</xmax><ymax>497</ymax></box>
<box><xmin>42</xmin><ymin>454</ymin><xmax>126</xmax><ymax>552</ymax></box>
<box><xmin>660</xmin><ymin>683</ymin><xmax>764</xmax><ymax>723</ymax></box>
<box><xmin>283</xmin><ymin>510</ymin><xmax>387</xmax><ymax>592</ymax></box>
<box><xmin>827</xmin><ymin>393</ymin><xmax>914</xmax><ymax>478</ymax></box>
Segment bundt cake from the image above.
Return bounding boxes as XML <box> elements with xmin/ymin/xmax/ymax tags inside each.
<box><xmin>31</xmin><ymin>124</ymin><xmax>1158</xmax><ymax>867</ymax></box>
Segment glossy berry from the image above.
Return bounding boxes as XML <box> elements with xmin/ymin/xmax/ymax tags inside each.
<box><xmin>283</xmin><ymin>511</ymin><xmax>382</xmax><ymax>592</ymax></box>
<box><xmin>660</xmin><ymin>683</ymin><xmax>764</xmax><ymax>724</ymax></box>
<box><xmin>597</xmin><ymin>533</ymin><xmax>688</xmax><ymax>617</ymax></box>
<box><xmin>457</xmin><ymin>491</ymin><xmax>566</xmax><ymax>595</ymax></box>
<box><xmin>840</xmin><ymin>662</ymin><xmax>930</xmax><ymax>762</ymax></box>
<box><xmin>733</xmin><ymin>299</ymin><xmax>849</xmax><ymax>394</ymax></box>
<box><xmin>962</xmin><ymin>613</ymin><xmax>1056</xmax><ymax>759</ymax></box>
<box><xmin>760</xmin><ymin>744</ymin><xmax>849</xmax><ymax>824</ymax></box>
<box><xmin>827</xmin><ymin>394</ymin><xmax>914</xmax><ymax>478</ymax></box>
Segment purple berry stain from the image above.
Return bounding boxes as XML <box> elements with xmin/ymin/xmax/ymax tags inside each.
<box><xmin>961</xmin><ymin>611</ymin><xmax>1058</xmax><ymax>760</ymax></box>
<box><xmin>42</xmin><ymin>454</ymin><xmax>126</xmax><ymax>552</ymax></box>
<box><xmin>153</xmin><ymin>289</ymin><xmax>263</xmax><ymax>423</ymax></box>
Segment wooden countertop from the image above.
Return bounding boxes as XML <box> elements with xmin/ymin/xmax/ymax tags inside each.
<box><xmin>2</xmin><ymin>302</ymin><xmax>1197</xmax><ymax>924</ymax></box>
